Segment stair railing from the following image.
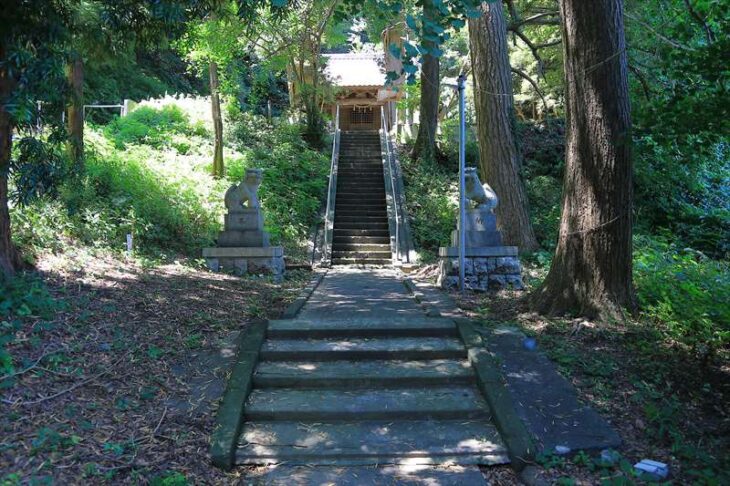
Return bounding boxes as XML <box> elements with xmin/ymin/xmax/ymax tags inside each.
<box><xmin>322</xmin><ymin>104</ymin><xmax>341</xmax><ymax>266</ymax></box>
<box><xmin>381</xmin><ymin>106</ymin><xmax>402</xmax><ymax>263</ymax></box>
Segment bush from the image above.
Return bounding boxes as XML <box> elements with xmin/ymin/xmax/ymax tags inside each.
<box><xmin>401</xmin><ymin>156</ymin><xmax>458</xmax><ymax>262</ymax></box>
<box><xmin>227</xmin><ymin>112</ymin><xmax>329</xmax><ymax>250</ymax></box>
<box><xmin>63</xmin><ymin>150</ymin><xmax>222</xmax><ymax>253</ymax></box>
<box><xmin>525</xmin><ymin>175</ymin><xmax>562</xmax><ymax>248</ymax></box>
<box><xmin>104</xmin><ymin>106</ymin><xmax>194</xmax><ymax>149</ymax></box>
<box><xmin>634</xmin><ymin>236</ymin><xmax>730</xmax><ymax>363</ymax></box>
<box><xmin>438</xmin><ymin>117</ymin><xmax>479</xmax><ymax>171</ymax></box>
<box><xmin>634</xmin><ymin>136</ymin><xmax>729</xmax><ymax>257</ymax></box>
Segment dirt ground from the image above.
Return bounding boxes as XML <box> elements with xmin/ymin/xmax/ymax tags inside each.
<box><xmin>1</xmin><ymin>249</ymin><xmax>311</xmax><ymax>484</ymax></box>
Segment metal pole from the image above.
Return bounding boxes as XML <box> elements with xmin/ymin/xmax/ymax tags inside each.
<box><xmin>457</xmin><ymin>74</ymin><xmax>467</xmax><ymax>293</ymax></box>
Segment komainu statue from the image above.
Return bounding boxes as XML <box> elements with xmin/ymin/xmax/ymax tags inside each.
<box><xmin>225</xmin><ymin>168</ymin><xmax>262</xmax><ymax>210</ymax></box>
<box><xmin>464</xmin><ymin>167</ymin><xmax>498</xmax><ymax>212</ymax></box>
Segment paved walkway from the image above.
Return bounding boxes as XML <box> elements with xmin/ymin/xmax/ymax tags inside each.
<box><xmin>299</xmin><ymin>268</ymin><xmax>425</xmax><ymax>318</ymax></box>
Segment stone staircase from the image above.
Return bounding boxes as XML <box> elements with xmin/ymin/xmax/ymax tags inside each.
<box><xmin>332</xmin><ymin>131</ymin><xmax>392</xmax><ymax>265</ymax></box>
<box><xmin>235</xmin><ymin>315</ymin><xmax>509</xmax><ymax>466</ymax></box>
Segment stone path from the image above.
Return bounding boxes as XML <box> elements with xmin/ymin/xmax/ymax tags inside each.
<box><xmin>235</xmin><ymin>268</ymin><xmax>509</xmax><ymax>483</ymax></box>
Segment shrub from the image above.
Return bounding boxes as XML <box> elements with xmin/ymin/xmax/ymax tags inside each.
<box><xmin>227</xmin><ymin>112</ymin><xmax>329</xmax><ymax>250</ymax></box>
<box><xmin>104</xmin><ymin>106</ymin><xmax>193</xmax><ymax>149</ymax></box>
<box><xmin>401</xmin><ymin>156</ymin><xmax>457</xmax><ymax>262</ymax></box>
<box><xmin>525</xmin><ymin>175</ymin><xmax>562</xmax><ymax>249</ymax></box>
<box><xmin>437</xmin><ymin>117</ymin><xmax>479</xmax><ymax>171</ymax></box>
<box><xmin>634</xmin><ymin>236</ymin><xmax>730</xmax><ymax>363</ymax></box>
<box><xmin>60</xmin><ymin>150</ymin><xmax>222</xmax><ymax>254</ymax></box>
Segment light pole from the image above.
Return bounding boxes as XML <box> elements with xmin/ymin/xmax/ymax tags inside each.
<box><xmin>457</xmin><ymin>74</ymin><xmax>466</xmax><ymax>293</ymax></box>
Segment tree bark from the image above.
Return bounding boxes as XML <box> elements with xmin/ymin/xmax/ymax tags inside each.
<box><xmin>468</xmin><ymin>2</ymin><xmax>539</xmax><ymax>251</ymax></box>
<box><xmin>65</xmin><ymin>55</ymin><xmax>84</xmax><ymax>170</ymax></box>
<box><xmin>531</xmin><ymin>0</ymin><xmax>636</xmax><ymax>320</ymax></box>
<box><xmin>209</xmin><ymin>61</ymin><xmax>224</xmax><ymax>178</ymax></box>
<box><xmin>411</xmin><ymin>0</ymin><xmax>440</xmax><ymax>163</ymax></box>
<box><xmin>0</xmin><ymin>43</ymin><xmax>21</xmax><ymax>279</ymax></box>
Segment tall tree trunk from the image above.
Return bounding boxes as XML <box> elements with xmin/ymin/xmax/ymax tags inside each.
<box><xmin>209</xmin><ymin>61</ymin><xmax>224</xmax><ymax>178</ymax></box>
<box><xmin>65</xmin><ymin>55</ymin><xmax>84</xmax><ymax>170</ymax></box>
<box><xmin>0</xmin><ymin>43</ymin><xmax>21</xmax><ymax>279</ymax></box>
<box><xmin>468</xmin><ymin>2</ymin><xmax>539</xmax><ymax>251</ymax></box>
<box><xmin>531</xmin><ymin>0</ymin><xmax>635</xmax><ymax>320</ymax></box>
<box><xmin>411</xmin><ymin>0</ymin><xmax>440</xmax><ymax>163</ymax></box>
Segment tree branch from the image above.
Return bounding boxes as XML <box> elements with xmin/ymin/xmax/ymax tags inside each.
<box><xmin>624</xmin><ymin>12</ymin><xmax>695</xmax><ymax>51</ymax></box>
<box><xmin>628</xmin><ymin>64</ymin><xmax>652</xmax><ymax>101</ymax></box>
<box><xmin>509</xmin><ymin>12</ymin><xmax>560</xmax><ymax>29</ymax></box>
<box><xmin>511</xmin><ymin>67</ymin><xmax>549</xmax><ymax>114</ymax></box>
<box><xmin>536</xmin><ymin>38</ymin><xmax>562</xmax><ymax>49</ymax></box>
<box><xmin>683</xmin><ymin>0</ymin><xmax>715</xmax><ymax>44</ymax></box>
<box><xmin>510</xmin><ymin>29</ymin><xmax>545</xmax><ymax>77</ymax></box>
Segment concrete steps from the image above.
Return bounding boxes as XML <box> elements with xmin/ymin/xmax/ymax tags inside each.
<box><xmin>234</xmin><ymin>314</ymin><xmax>509</xmax><ymax>467</ymax></box>
<box><xmin>332</xmin><ymin>130</ymin><xmax>391</xmax><ymax>266</ymax></box>
<box><xmin>237</xmin><ymin>420</ymin><xmax>506</xmax><ymax>465</ymax></box>
<box><xmin>253</xmin><ymin>359</ymin><xmax>474</xmax><ymax>388</ymax></box>
<box><xmin>244</xmin><ymin>387</ymin><xmax>490</xmax><ymax>421</ymax></box>
<box><xmin>260</xmin><ymin>336</ymin><xmax>467</xmax><ymax>361</ymax></box>
<box><xmin>267</xmin><ymin>316</ymin><xmax>459</xmax><ymax>338</ymax></box>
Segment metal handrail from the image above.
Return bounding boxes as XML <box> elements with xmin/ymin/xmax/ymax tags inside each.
<box><xmin>322</xmin><ymin>105</ymin><xmax>340</xmax><ymax>265</ymax></box>
<box><xmin>381</xmin><ymin>106</ymin><xmax>401</xmax><ymax>263</ymax></box>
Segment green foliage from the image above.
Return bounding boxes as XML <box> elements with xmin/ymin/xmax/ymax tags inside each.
<box><xmin>103</xmin><ymin>106</ymin><xmax>197</xmax><ymax>149</ymax></box>
<box><xmin>634</xmin><ymin>135</ymin><xmax>729</xmax><ymax>257</ymax></box>
<box><xmin>438</xmin><ymin>116</ymin><xmax>479</xmax><ymax>171</ymax></box>
<box><xmin>0</xmin><ymin>274</ymin><xmax>58</xmax><ymax>321</ymax></box>
<box><xmin>149</xmin><ymin>472</ymin><xmax>188</xmax><ymax>486</ymax></box>
<box><xmin>401</xmin><ymin>156</ymin><xmax>457</xmax><ymax>262</ymax></box>
<box><xmin>227</xmin><ymin>111</ymin><xmax>329</xmax><ymax>247</ymax></box>
<box><xmin>525</xmin><ymin>175</ymin><xmax>561</xmax><ymax>248</ymax></box>
<box><xmin>633</xmin><ymin>381</ymin><xmax>729</xmax><ymax>484</ymax></box>
<box><xmin>11</xmin><ymin>137</ymin><xmax>71</xmax><ymax>206</ymax></box>
<box><xmin>11</xmin><ymin>102</ymin><xmax>328</xmax><ymax>261</ymax></box>
<box><xmin>12</xmin><ymin>105</ymin><xmax>223</xmax><ymax>258</ymax></box>
<box><xmin>634</xmin><ymin>236</ymin><xmax>729</xmax><ymax>362</ymax></box>
<box><xmin>30</xmin><ymin>427</ymin><xmax>81</xmax><ymax>455</ymax></box>
<box><xmin>0</xmin><ymin>275</ymin><xmax>59</xmax><ymax>377</ymax></box>
<box><xmin>57</xmin><ymin>150</ymin><xmax>219</xmax><ymax>255</ymax></box>
<box><xmin>84</xmin><ymin>49</ymin><xmax>205</xmax><ymax>117</ymax></box>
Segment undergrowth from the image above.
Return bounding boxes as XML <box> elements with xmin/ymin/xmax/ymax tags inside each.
<box><xmin>11</xmin><ymin>102</ymin><xmax>329</xmax><ymax>262</ymax></box>
<box><xmin>400</xmin><ymin>154</ymin><xmax>457</xmax><ymax>262</ymax></box>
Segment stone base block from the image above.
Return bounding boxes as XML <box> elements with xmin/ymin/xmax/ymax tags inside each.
<box><xmin>203</xmin><ymin>247</ymin><xmax>284</xmax><ymax>281</ymax></box>
<box><xmin>437</xmin><ymin>246</ymin><xmax>523</xmax><ymax>291</ymax></box>
<box><xmin>217</xmin><ymin>230</ymin><xmax>270</xmax><ymax>247</ymax></box>
<box><xmin>225</xmin><ymin>209</ymin><xmax>264</xmax><ymax>232</ymax></box>
<box><xmin>449</xmin><ymin>209</ymin><xmax>503</xmax><ymax>247</ymax></box>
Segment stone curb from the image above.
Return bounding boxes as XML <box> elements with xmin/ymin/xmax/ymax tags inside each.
<box><xmin>210</xmin><ymin>319</ymin><xmax>268</xmax><ymax>470</ymax></box>
<box><xmin>281</xmin><ymin>270</ymin><xmax>327</xmax><ymax>319</ymax></box>
<box><xmin>402</xmin><ymin>278</ymin><xmax>442</xmax><ymax>317</ymax></box>
<box><xmin>454</xmin><ymin>318</ymin><xmax>536</xmax><ymax>471</ymax></box>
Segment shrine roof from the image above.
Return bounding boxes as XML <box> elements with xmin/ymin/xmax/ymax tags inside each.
<box><xmin>323</xmin><ymin>53</ymin><xmax>386</xmax><ymax>88</ymax></box>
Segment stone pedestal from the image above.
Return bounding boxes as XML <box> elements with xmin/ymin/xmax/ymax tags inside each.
<box><xmin>449</xmin><ymin>208</ymin><xmax>503</xmax><ymax>248</ymax></box>
<box><xmin>203</xmin><ymin>168</ymin><xmax>285</xmax><ymax>281</ymax></box>
<box><xmin>437</xmin><ymin>246</ymin><xmax>523</xmax><ymax>291</ymax></box>
<box><xmin>203</xmin><ymin>247</ymin><xmax>284</xmax><ymax>280</ymax></box>
<box><xmin>218</xmin><ymin>208</ymin><xmax>270</xmax><ymax>247</ymax></box>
